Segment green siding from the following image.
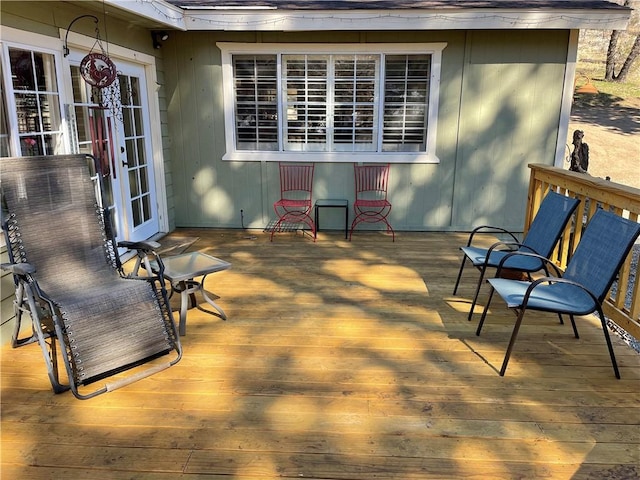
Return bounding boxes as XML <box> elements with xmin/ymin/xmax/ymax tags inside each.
<box><xmin>452</xmin><ymin>30</ymin><xmax>568</xmax><ymax>230</ymax></box>
<box><xmin>1</xmin><ymin>2</ymin><xmax>572</xmax><ymax>234</ymax></box>
<box><xmin>163</xmin><ymin>29</ymin><xmax>568</xmax><ymax>232</ymax></box>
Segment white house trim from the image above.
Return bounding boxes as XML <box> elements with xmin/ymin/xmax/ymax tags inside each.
<box><xmin>555</xmin><ymin>29</ymin><xmax>580</xmax><ymax>169</ymax></box>
<box><xmin>104</xmin><ymin>1</ymin><xmax>630</xmax><ymax>32</ymax></box>
<box><xmin>218</xmin><ymin>42</ymin><xmax>446</xmax><ymax>164</ymax></box>
<box><xmin>106</xmin><ymin>0</ymin><xmax>188</xmax><ymax>30</ymax></box>
<box><xmin>60</xmin><ymin>29</ymin><xmax>170</xmax><ymax>233</ymax></box>
<box><xmin>188</xmin><ymin>9</ymin><xmax>630</xmax><ymax>32</ymax></box>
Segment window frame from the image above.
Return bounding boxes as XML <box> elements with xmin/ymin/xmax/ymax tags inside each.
<box><xmin>219</xmin><ymin>43</ymin><xmax>446</xmax><ymax>163</ymax></box>
<box><xmin>1</xmin><ymin>27</ymin><xmax>69</xmax><ymax>157</ymax></box>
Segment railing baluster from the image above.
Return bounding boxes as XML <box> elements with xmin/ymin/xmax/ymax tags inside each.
<box><xmin>527</xmin><ymin>164</ymin><xmax>640</xmax><ymax>341</ymax></box>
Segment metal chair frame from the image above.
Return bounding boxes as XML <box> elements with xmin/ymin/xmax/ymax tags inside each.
<box><xmin>1</xmin><ymin>154</ymin><xmax>182</xmax><ymax>399</ymax></box>
<box><xmin>349</xmin><ymin>163</ymin><xmax>394</xmax><ymax>241</ymax></box>
<box><xmin>453</xmin><ymin>191</ymin><xmax>580</xmax><ymax>321</ymax></box>
<box><xmin>271</xmin><ymin>163</ymin><xmax>316</xmax><ymax>242</ymax></box>
<box><xmin>476</xmin><ymin>209</ymin><xmax>640</xmax><ymax>378</ymax></box>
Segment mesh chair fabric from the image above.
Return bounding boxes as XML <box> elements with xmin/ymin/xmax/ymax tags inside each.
<box><xmin>1</xmin><ymin>155</ymin><xmax>174</xmax><ymax>384</ymax></box>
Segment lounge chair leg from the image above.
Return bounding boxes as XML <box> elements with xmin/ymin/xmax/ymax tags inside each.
<box><xmin>500</xmin><ymin>308</ymin><xmax>526</xmax><ymax>376</ymax></box>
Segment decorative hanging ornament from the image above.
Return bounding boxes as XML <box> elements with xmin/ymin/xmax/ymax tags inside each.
<box><xmin>64</xmin><ymin>14</ymin><xmax>117</xmax><ymax>88</ymax></box>
<box><xmin>80</xmin><ymin>52</ymin><xmax>117</xmax><ymax>88</ymax></box>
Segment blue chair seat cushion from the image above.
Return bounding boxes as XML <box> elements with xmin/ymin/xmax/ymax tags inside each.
<box><xmin>487</xmin><ymin>278</ymin><xmax>597</xmax><ymax>315</ymax></box>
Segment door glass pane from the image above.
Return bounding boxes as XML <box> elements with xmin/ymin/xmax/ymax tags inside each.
<box><xmin>129</xmin><ymin>168</ymin><xmax>139</xmax><ymax>197</ymax></box>
<box><xmin>40</xmin><ymin>93</ymin><xmax>61</xmax><ymax>131</ymax></box>
<box><xmin>142</xmin><ymin>194</ymin><xmax>151</xmax><ymax>222</ymax></box>
<box><xmin>120</xmin><ymin>73</ymin><xmax>151</xmax><ymax>228</ymax></box>
<box><xmin>122</xmin><ymin>108</ymin><xmax>133</xmax><ymax>136</ymax></box>
<box><xmin>130</xmin><ymin>76</ymin><xmax>141</xmax><ymax>106</ymax></box>
<box><xmin>15</xmin><ymin>93</ymin><xmax>39</xmax><ymax>133</ymax></box>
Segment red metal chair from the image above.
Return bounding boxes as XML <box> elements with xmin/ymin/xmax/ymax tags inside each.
<box><xmin>271</xmin><ymin>163</ymin><xmax>316</xmax><ymax>241</ymax></box>
<box><xmin>349</xmin><ymin>163</ymin><xmax>394</xmax><ymax>241</ymax></box>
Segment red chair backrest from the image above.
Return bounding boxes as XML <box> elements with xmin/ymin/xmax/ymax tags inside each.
<box><xmin>354</xmin><ymin>164</ymin><xmax>390</xmax><ymax>200</ymax></box>
<box><xmin>279</xmin><ymin>163</ymin><xmax>314</xmax><ymax>199</ymax></box>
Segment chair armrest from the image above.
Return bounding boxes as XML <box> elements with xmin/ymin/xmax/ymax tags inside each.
<box><xmin>477</xmin><ymin>241</ymin><xmax>530</xmax><ymax>268</ymax></box>
<box><xmin>466</xmin><ymin>225</ymin><xmax>520</xmax><ymax>246</ymax></box>
<box><xmin>118</xmin><ymin>240</ymin><xmax>161</xmax><ymax>252</ymax></box>
<box><xmin>1</xmin><ymin>262</ymin><xmax>53</xmax><ymax>306</ymax></box>
<box><xmin>120</xmin><ymin>242</ymin><xmax>168</xmax><ymax>284</ymax></box>
<box><xmin>494</xmin><ymin>250</ymin><xmax>563</xmax><ymax>278</ymax></box>
<box><xmin>522</xmin><ymin>276</ymin><xmax>599</xmax><ymax>312</ymax></box>
<box><xmin>1</xmin><ymin>262</ymin><xmax>37</xmax><ymax>276</ymax></box>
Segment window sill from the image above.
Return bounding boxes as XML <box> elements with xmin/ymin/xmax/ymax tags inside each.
<box><xmin>222</xmin><ymin>151</ymin><xmax>441</xmax><ymax>164</ymax></box>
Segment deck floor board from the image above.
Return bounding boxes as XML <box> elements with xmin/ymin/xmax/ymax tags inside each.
<box><xmin>2</xmin><ymin>230</ymin><xmax>638</xmax><ymax>479</ymax></box>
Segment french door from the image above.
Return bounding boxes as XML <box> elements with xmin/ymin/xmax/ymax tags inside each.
<box><xmin>69</xmin><ymin>55</ymin><xmax>159</xmax><ymax>244</ymax></box>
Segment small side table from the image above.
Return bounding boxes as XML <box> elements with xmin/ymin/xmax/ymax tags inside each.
<box><xmin>314</xmin><ymin>199</ymin><xmax>349</xmax><ymax>239</ymax></box>
<box><xmin>158</xmin><ymin>252</ymin><xmax>231</xmax><ymax>336</ymax></box>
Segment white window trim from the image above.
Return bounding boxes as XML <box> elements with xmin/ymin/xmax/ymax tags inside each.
<box><xmin>1</xmin><ymin>26</ymin><xmax>69</xmax><ymax>156</ymax></box>
<box><xmin>218</xmin><ymin>42</ymin><xmax>446</xmax><ymax>163</ymax></box>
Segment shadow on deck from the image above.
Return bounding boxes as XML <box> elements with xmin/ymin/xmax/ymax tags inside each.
<box><xmin>2</xmin><ymin>229</ymin><xmax>639</xmax><ymax>479</ymax></box>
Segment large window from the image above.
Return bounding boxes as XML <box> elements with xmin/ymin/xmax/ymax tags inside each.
<box><xmin>220</xmin><ymin>43</ymin><xmax>445</xmax><ymax>163</ymax></box>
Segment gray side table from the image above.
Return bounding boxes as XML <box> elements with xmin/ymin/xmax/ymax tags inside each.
<box><xmin>314</xmin><ymin>199</ymin><xmax>349</xmax><ymax>239</ymax></box>
<box><xmin>158</xmin><ymin>251</ymin><xmax>231</xmax><ymax>336</ymax></box>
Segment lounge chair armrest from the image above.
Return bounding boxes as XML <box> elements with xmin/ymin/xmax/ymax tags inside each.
<box><xmin>1</xmin><ymin>262</ymin><xmax>37</xmax><ymax>276</ymax></box>
<box><xmin>118</xmin><ymin>240</ymin><xmax>161</xmax><ymax>252</ymax></box>
<box><xmin>121</xmin><ymin>242</ymin><xmax>168</xmax><ymax>284</ymax></box>
<box><xmin>466</xmin><ymin>225</ymin><xmax>519</xmax><ymax>246</ymax></box>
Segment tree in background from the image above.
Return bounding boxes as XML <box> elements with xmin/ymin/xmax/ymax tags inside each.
<box><xmin>605</xmin><ymin>0</ymin><xmax>640</xmax><ymax>82</ymax></box>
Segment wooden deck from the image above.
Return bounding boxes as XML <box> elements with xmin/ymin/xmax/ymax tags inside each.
<box><xmin>2</xmin><ymin>229</ymin><xmax>639</xmax><ymax>479</ymax></box>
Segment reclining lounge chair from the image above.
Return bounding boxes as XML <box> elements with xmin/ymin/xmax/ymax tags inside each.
<box><xmin>1</xmin><ymin>154</ymin><xmax>182</xmax><ymax>399</ymax></box>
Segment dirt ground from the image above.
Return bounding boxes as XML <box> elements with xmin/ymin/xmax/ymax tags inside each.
<box><xmin>568</xmin><ymin>97</ymin><xmax>640</xmax><ymax>189</ymax></box>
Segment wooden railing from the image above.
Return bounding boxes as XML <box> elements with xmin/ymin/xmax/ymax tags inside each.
<box><xmin>526</xmin><ymin>164</ymin><xmax>640</xmax><ymax>341</ymax></box>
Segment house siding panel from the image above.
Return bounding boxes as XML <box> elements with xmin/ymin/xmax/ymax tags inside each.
<box><xmin>164</xmin><ymin>29</ymin><xmax>568</xmax><ymax>232</ymax></box>
<box><xmin>452</xmin><ymin>29</ymin><xmax>568</xmax><ymax>231</ymax></box>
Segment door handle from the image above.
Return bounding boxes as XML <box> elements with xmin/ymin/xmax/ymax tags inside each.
<box><xmin>120</xmin><ymin>147</ymin><xmax>129</xmax><ymax>168</ymax></box>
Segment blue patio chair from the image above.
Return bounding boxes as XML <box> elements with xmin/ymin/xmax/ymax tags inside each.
<box><xmin>476</xmin><ymin>209</ymin><xmax>640</xmax><ymax>378</ymax></box>
<box><xmin>1</xmin><ymin>154</ymin><xmax>182</xmax><ymax>399</ymax></box>
<box><xmin>452</xmin><ymin>191</ymin><xmax>580</xmax><ymax>321</ymax></box>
